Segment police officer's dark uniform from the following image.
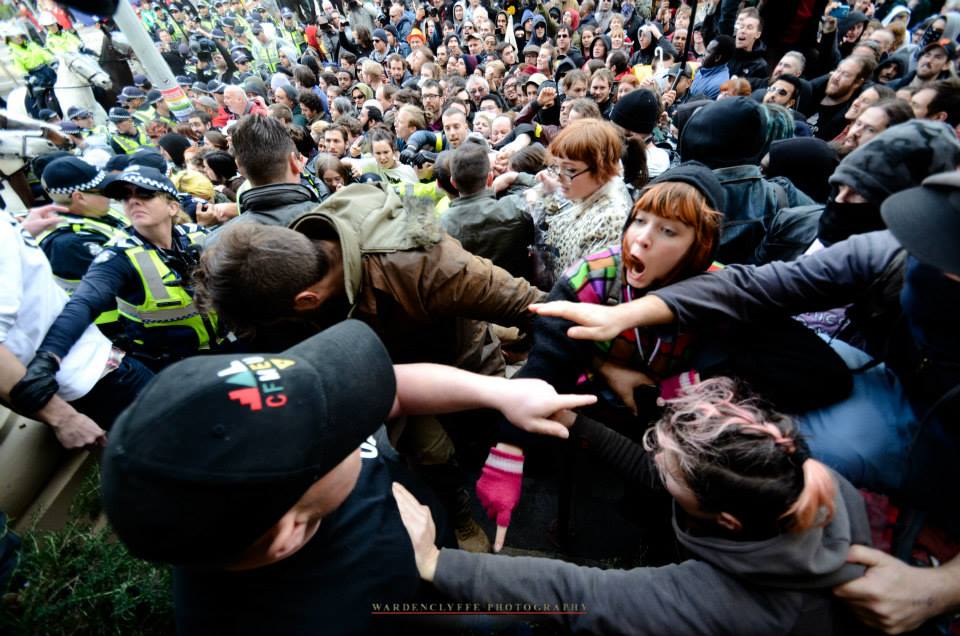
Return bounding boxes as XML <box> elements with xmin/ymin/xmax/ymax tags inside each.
<box><xmin>34</xmin><ymin>166</ymin><xmax>217</xmax><ymax>372</ymax></box>
<box><xmin>38</xmin><ymin>157</ymin><xmax>132</xmax><ymax>335</ymax></box>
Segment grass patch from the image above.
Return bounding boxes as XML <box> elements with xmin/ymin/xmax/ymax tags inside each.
<box><xmin>0</xmin><ymin>462</ymin><xmax>175</xmax><ymax>635</ymax></box>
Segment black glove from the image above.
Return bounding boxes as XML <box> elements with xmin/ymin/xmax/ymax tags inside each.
<box><xmin>414</xmin><ymin>150</ymin><xmax>437</xmax><ymax>167</ymax></box>
<box><xmin>10</xmin><ymin>351</ymin><xmax>61</xmax><ymax>416</ymax></box>
<box><xmin>399</xmin><ymin>147</ymin><xmax>418</xmax><ymax>166</ymax></box>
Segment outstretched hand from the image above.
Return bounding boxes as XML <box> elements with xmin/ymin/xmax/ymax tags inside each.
<box><xmin>529</xmin><ymin>301</ymin><xmax>633</xmax><ymax>341</ymax></box>
<box><xmin>21</xmin><ymin>204</ymin><xmax>68</xmax><ymax>238</ymax></box>
<box><xmin>833</xmin><ymin>545</ymin><xmax>951</xmax><ymax>634</ymax></box>
<box><xmin>497</xmin><ymin>379</ymin><xmax>596</xmax><ymax>438</ymax></box>
<box><xmin>393</xmin><ymin>482</ymin><xmax>440</xmax><ymax>581</ymax></box>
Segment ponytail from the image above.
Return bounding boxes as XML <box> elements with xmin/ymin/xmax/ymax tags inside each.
<box><xmin>781</xmin><ymin>458</ymin><xmax>836</xmax><ymax>532</ymax></box>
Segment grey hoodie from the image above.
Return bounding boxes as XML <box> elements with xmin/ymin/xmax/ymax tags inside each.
<box><xmin>433</xmin><ymin>471</ymin><xmax>869</xmax><ymax>635</ymax></box>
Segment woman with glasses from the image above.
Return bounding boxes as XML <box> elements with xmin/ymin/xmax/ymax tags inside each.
<box><xmin>31</xmin><ymin>166</ymin><xmax>217</xmax><ymax>372</ymax></box>
<box><xmin>529</xmin><ymin>118</ymin><xmax>632</xmax><ymax>289</ymax></box>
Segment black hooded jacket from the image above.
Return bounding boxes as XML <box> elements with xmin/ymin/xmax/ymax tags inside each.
<box><xmin>728</xmin><ymin>40</ymin><xmax>771</xmax><ymax>88</ymax></box>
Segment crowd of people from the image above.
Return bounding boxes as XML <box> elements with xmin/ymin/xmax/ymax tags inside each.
<box><xmin>3</xmin><ymin>0</ymin><xmax>960</xmax><ymax>633</ymax></box>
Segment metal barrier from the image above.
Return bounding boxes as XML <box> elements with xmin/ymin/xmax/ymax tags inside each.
<box><xmin>0</xmin><ymin>406</ymin><xmax>92</xmax><ymax>532</ymax></box>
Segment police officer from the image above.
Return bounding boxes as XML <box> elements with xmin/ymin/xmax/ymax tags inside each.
<box><xmin>278</xmin><ymin>8</ymin><xmax>306</xmax><ymax>53</ymax></box>
<box><xmin>66</xmin><ymin>106</ymin><xmax>109</xmax><ymax>141</ymax></box>
<box><xmin>109</xmin><ymin>107</ymin><xmax>154</xmax><ymax>155</ymax></box>
<box><xmin>146</xmin><ymin>90</ymin><xmax>178</xmax><ymax>127</ymax></box>
<box><xmin>38</xmin><ymin>12</ymin><xmax>86</xmax><ymax>55</ymax></box>
<box><xmin>251</xmin><ymin>24</ymin><xmax>280</xmax><ymax>75</ymax></box>
<box><xmin>38</xmin><ymin>157</ymin><xmax>132</xmax><ymax>335</ymax></box>
<box><xmin>29</xmin><ymin>165</ymin><xmax>217</xmax><ymax>372</ymax></box>
<box><xmin>119</xmin><ymin>86</ymin><xmax>155</xmax><ymax>125</ymax></box>
<box><xmin>5</xmin><ymin>23</ymin><xmax>55</xmax><ymax>81</ymax></box>
<box><xmin>232</xmin><ymin>52</ymin><xmax>256</xmax><ymax>82</ymax></box>
<box><xmin>196</xmin><ymin>2</ymin><xmax>216</xmax><ymax>31</ymax></box>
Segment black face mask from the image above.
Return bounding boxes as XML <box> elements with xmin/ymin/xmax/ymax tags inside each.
<box><xmin>817</xmin><ymin>195</ymin><xmax>882</xmax><ymax>247</ymax></box>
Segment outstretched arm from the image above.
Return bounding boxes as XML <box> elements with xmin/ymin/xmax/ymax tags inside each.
<box><xmin>388</xmin><ymin>363</ymin><xmax>596</xmax><ymax>438</ymax></box>
<box><xmin>531</xmin><ymin>231</ymin><xmax>902</xmax><ymax>339</ymax></box>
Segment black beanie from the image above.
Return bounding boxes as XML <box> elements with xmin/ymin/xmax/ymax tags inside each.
<box><xmin>678</xmin><ymin>97</ymin><xmax>767</xmax><ymax>168</ymax></box>
<box><xmin>157</xmin><ymin>133</ymin><xmax>193</xmax><ymax>170</ymax></box>
<box><xmin>650</xmin><ymin>161</ymin><xmax>726</xmax><ymax>213</ymax></box>
<box><xmin>611</xmin><ymin>89</ymin><xmax>660</xmax><ymax>135</ymax></box>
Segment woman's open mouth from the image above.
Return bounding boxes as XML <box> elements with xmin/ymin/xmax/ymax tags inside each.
<box><xmin>625</xmin><ymin>258</ymin><xmax>646</xmax><ymax>286</ymax></box>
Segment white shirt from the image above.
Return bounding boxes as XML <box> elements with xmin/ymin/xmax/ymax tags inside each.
<box><xmin>0</xmin><ymin>212</ymin><xmax>111</xmax><ymax>401</ymax></box>
<box><xmin>646</xmin><ymin>145</ymin><xmax>671</xmax><ymax>179</ymax></box>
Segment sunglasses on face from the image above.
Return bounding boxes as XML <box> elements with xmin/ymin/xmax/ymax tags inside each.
<box><xmin>118</xmin><ymin>186</ymin><xmax>162</xmax><ymax>201</ymax></box>
<box><xmin>766</xmin><ymin>86</ymin><xmax>789</xmax><ymax>97</ymax></box>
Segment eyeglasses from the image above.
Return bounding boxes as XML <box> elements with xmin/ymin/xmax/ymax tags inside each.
<box><xmin>547</xmin><ymin>165</ymin><xmax>590</xmax><ymax>180</ymax></box>
<box><xmin>117</xmin><ymin>186</ymin><xmax>161</xmax><ymax>201</ymax></box>
<box><xmin>766</xmin><ymin>86</ymin><xmax>789</xmax><ymax>96</ymax></box>
<box><xmin>422</xmin><ymin>92</ymin><xmax>442</xmax><ymax>99</ymax></box>
<box><xmin>557</xmin><ymin>33</ymin><xmax>569</xmax><ymax>38</ymax></box>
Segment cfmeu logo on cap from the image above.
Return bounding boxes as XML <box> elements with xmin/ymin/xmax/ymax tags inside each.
<box><xmin>101</xmin><ymin>320</ymin><xmax>396</xmax><ymax>566</ymax></box>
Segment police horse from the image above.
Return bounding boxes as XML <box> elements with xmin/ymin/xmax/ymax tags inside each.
<box><xmin>7</xmin><ymin>51</ymin><xmax>112</xmax><ymax>126</ymax></box>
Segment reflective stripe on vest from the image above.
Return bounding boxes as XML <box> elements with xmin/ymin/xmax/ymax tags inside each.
<box><xmin>133</xmin><ymin>106</ymin><xmax>155</xmax><ymax>125</ymax></box>
<box><xmin>118</xmin><ymin>243</ymin><xmax>216</xmax><ymax>350</ymax></box>
<box><xmin>111</xmin><ymin>129</ymin><xmax>152</xmax><ymax>153</ymax></box>
<box><xmin>38</xmin><ymin>212</ymin><xmax>130</xmax><ymax>323</ymax></box>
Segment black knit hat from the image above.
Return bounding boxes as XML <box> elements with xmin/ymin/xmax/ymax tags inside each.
<box><xmin>678</xmin><ymin>97</ymin><xmax>767</xmax><ymax>168</ymax></box>
<box><xmin>611</xmin><ymin>89</ymin><xmax>660</xmax><ymax>135</ymax></box>
<box><xmin>649</xmin><ymin>161</ymin><xmax>726</xmax><ymax>213</ymax></box>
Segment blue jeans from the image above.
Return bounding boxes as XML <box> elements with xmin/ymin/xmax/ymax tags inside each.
<box><xmin>796</xmin><ymin>338</ymin><xmax>918</xmax><ymax>493</ymax></box>
<box><xmin>70</xmin><ymin>355</ymin><xmax>154</xmax><ymax>430</ymax></box>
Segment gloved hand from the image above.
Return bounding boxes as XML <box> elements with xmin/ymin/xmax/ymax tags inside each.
<box><xmin>10</xmin><ymin>351</ymin><xmax>61</xmax><ymax>416</ymax></box>
<box><xmin>398</xmin><ymin>147</ymin><xmax>418</xmax><ymax>166</ymax></box>
<box><xmin>475</xmin><ymin>445</ymin><xmax>524</xmax><ymax>552</ymax></box>
<box><xmin>414</xmin><ymin>151</ymin><xmax>437</xmax><ymax>168</ymax></box>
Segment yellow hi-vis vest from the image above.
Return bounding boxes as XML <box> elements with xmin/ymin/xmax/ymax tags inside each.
<box><xmin>111</xmin><ymin>127</ymin><xmax>153</xmax><ymax>154</ymax></box>
<box><xmin>114</xmin><ymin>227</ymin><xmax>218</xmax><ymax>353</ymax></box>
<box><xmin>38</xmin><ymin>210</ymin><xmax>131</xmax><ymax>329</ymax></box>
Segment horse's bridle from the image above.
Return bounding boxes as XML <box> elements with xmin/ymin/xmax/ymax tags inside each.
<box><xmin>59</xmin><ymin>57</ymin><xmax>105</xmax><ymax>88</ymax></box>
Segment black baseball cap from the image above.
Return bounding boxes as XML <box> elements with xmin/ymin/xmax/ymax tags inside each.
<box><xmin>881</xmin><ymin>170</ymin><xmax>960</xmax><ymax>276</ymax></box>
<box><xmin>102</xmin><ymin>320</ymin><xmax>396</xmax><ymax>566</ymax></box>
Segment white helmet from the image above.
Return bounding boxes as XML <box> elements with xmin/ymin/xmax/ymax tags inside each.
<box><xmin>38</xmin><ymin>12</ymin><xmax>58</xmax><ymax>27</ymax></box>
<box><xmin>1</xmin><ymin>22</ymin><xmax>27</xmax><ymax>38</ymax></box>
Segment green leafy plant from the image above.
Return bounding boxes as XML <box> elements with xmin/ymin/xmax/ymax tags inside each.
<box><xmin>0</xmin><ymin>464</ymin><xmax>175</xmax><ymax>635</ymax></box>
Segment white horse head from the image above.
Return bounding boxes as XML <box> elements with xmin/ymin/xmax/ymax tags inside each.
<box><xmin>54</xmin><ymin>52</ymin><xmax>111</xmax><ymax>127</ymax></box>
<box><xmin>58</xmin><ymin>51</ymin><xmax>112</xmax><ymax>90</ymax></box>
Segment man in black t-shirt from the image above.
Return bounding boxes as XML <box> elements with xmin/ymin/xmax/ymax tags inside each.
<box><xmin>101</xmin><ymin>320</ymin><xmax>593</xmax><ymax>635</ymax></box>
<box><xmin>810</xmin><ymin>55</ymin><xmax>875</xmax><ymax>140</ymax></box>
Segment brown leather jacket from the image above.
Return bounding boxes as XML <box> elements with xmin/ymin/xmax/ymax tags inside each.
<box><xmin>290</xmin><ymin>184</ymin><xmax>545</xmax><ymax>373</ymax></box>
